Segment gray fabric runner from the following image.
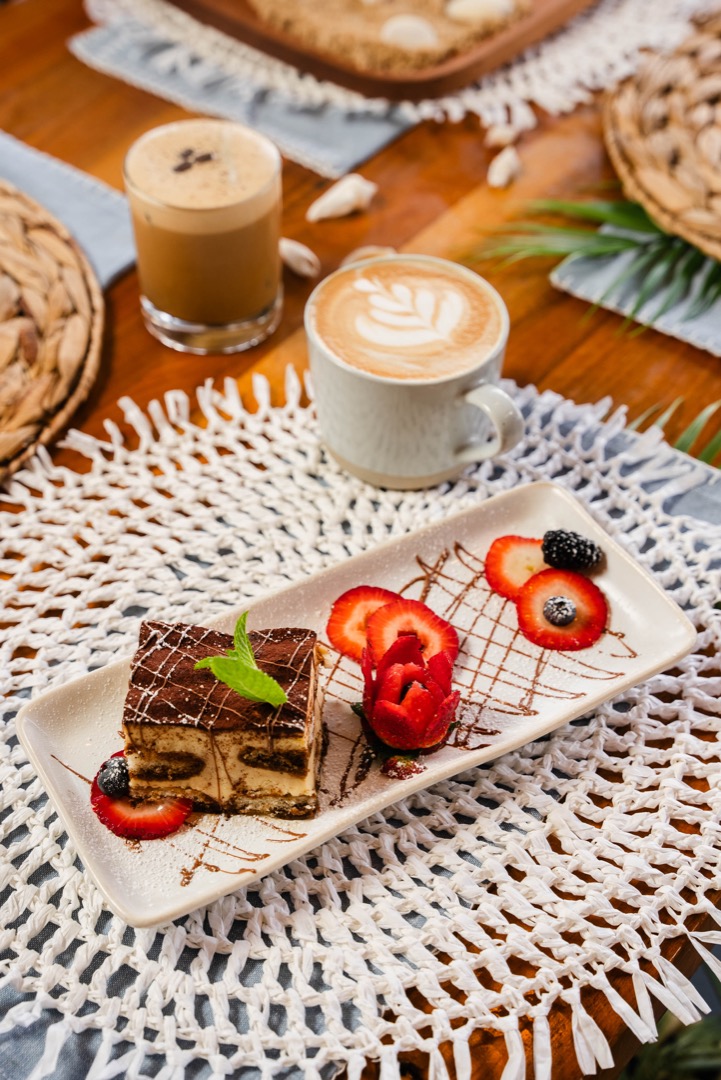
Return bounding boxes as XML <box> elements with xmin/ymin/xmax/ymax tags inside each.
<box><xmin>70</xmin><ymin>20</ymin><xmax>413</xmax><ymax>179</ymax></box>
<box><xmin>0</xmin><ymin>130</ymin><xmax>135</xmax><ymax>289</ymax></box>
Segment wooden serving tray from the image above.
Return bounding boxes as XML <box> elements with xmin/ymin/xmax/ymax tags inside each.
<box><xmin>168</xmin><ymin>0</ymin><xmax>600</xmax><ymax>101</ymax></box>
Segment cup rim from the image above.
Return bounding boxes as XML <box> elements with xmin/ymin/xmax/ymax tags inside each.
<box><xmin>304</xmin><ymin>253</ymin><xmax>510</xmax><ymax>387</ymax></box>
<box><xmin>123</xmin><ymin>118</ymin><xmax>281</xmax><ymax>213</ymax></box>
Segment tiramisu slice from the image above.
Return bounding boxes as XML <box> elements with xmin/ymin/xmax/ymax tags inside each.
<box><xmin>122</xmin><ymin>621</ymin><xmax>323</xmax><ymax>818</ymax></box>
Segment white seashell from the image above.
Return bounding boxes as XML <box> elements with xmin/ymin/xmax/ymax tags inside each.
<box><xmin>341</xmin><ymin>245</ymin><xmax>396</xmax><ymax>266</ymax></box>
<box><xmin>379</xmin><ymin>14</ymin><xmax>439</xmax><ymax>50</ymax></box>
<box><xmin>279</xmin><ymin>237</ymin><xmax>321</xmax><ymax>278</ymax></box>
<box><xmin>487</xmin><ymin>145</ymin><xmax>522</xmax><ymax>188</ymax></box>
<box><xmin>306</xmin><ymin>174</ymin><xmax>378</xmax><ymax>223</ymax></box>
<box><xmin>446</xmin><ymin>0</ymin><xmax>514</xmax><ymax>23</ymax></box>
<box><xmin>485</xmin><ymin>123</ymin><xmax>517</xmax><ymax>148</ymax></box>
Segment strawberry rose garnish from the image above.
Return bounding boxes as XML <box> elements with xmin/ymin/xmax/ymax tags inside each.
<box><xmin>361</xmin><ymin>635</ymin><xmax>460</xmax><ymax>751</ymax></box>
<box><xmin>327</xmin><ymin>586</ymin><xmax>461</xmax><ymax>758</ymax></box>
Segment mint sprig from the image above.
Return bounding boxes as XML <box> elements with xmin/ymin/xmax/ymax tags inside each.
<box><xmin>195</xmin><ymin>613</ymin><xmax>288</xmax><ymax>708</ymax></box>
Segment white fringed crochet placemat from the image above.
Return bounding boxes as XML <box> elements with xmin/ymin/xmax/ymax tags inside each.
<box><xmin>3</xmin><ymin>374</ymin><xmax>721</xmax><ymax>1080</ymax></box>
<box><xmin>70</xmin><ymin>0</ymin><xmax>720</xmax><ymax>176</ymax></box>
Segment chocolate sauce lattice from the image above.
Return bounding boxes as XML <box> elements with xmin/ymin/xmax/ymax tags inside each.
<box><xmin>402</xmin><ymin>544</ymin><xmax>634</xmax><ymax>716</ymax></box>
<box><xmin>321</xmin><ymin>542</ymin><xmax>636</xmax><ymax>769</ymax></box>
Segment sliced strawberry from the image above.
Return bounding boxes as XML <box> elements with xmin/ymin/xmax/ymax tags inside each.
<box><xmin>516</xmin><ymin>569</ymin><xmax>607</xmax><ymax>651</ymax></box>
<box><xmin>90</xmin><ymin>757</ymin><xmax>193</xmax><ymax>840</ymax></box>
<box><xmin>484</xmin><ymin>535</ymin><xmax>546</xmax><ymax>601</ymax></box>
<box><xmin>365</xmin><ymin>598</ymin><xmax>459</xmax><ymax>665</ymax></box>
<box><xmin>327</xmin><ymin>585</ymin><xmax>400</xmax><ymax>661</ymax></box>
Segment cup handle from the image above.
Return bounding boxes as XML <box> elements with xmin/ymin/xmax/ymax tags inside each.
<box><xmin>455</xmin><ymin>383</ymin><xmax>524</xmax><ymax>464</ymax></box>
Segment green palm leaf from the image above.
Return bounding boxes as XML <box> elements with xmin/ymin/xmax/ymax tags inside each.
<box><xmin>687</xmin><ymin>260</ymin><xmax>721</xmax><ymax>320</ymax></box>
<box><xmin>642</xmin><ymin>245</ymin><xmax>706</xmax><ymax>326</ymax></box>
<box><xmin>675</xmin><ymin>401</ymin><xmax>721</xmax><ymax>454</ymax></box>
<box><xmin>527</xmin><ymin>198</ymin><xmax>662</xmax><ymax>232</ymax></box>
<box><xmin>698</xmin><ymin>428</ymin><xmax>721</xmax><ymax>464</ymax></box>
<box><xmin>472</xmin><ymin>197</ymin><xmax>721</xmax><ymax>330</ymax></box>
<box><xmin>621</xmin><ymin>239</ymin><xmax>686</xmax><ymax>330</ymax></box>
<box><xmin>586</xmin><ymin>243</ymin><xmax>663</xmax><ymax>320</ymax></box>
<box><xmin>654</xmin><ymin>398</ymin><xmax>684</xmax><ymax>432</ymax></box>
<box><xmin>627</xmin><ymin>403</ymin><xmax>662</xmax><ymax>431</ymax></box>
<box><xmin>631</xmin><ymin>398</ymin><xmax>721</xmax><ymax>467</ymax></box>
<box><xmin>479</xmin><ymin>230</ymin><xmax>640</xmax><ymax>261</ymax></box>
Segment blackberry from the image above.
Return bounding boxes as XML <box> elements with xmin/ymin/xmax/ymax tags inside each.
<box><xmin>96</xmin><ymin>755</ymin><xmax>130</xmax><ymax>798</ymax></box>
<box><xmin>543</xmin><ymin>595</ymin><xmax>576</xmax><ymax>627</ymax></box>
<box><xmin>542</xmin><ymin>529</ymin><xmax>602</xmax><ymax>572</ymax></box>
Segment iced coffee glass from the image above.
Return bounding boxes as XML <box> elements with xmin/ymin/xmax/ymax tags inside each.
<box><xmin>124</xmin><ymin>119</ymin><xmax>282</xmax><ymax>354</ymax></box>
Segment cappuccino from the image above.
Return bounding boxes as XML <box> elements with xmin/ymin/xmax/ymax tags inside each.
<box><xmin>306</xmin><ymin>256</ymin><xmax>504</xmax><ymax>382</ymax></box>
<box><xmin>304</xmin><ymin>254</ymin><xmax>521</xmax><ymax>488</ymax></box>
<box><xmin>124</xmin><ymin>119</ymin><xmax>282</xmax><ymax>354</ymax></box>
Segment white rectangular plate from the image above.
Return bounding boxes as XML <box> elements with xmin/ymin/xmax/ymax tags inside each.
<box><xmin>16</xmin><ymin>482</ymin><xmax>697</xmax><ymax>927</ymax></box>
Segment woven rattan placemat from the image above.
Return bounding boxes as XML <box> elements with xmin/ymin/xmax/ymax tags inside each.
<box><xmin>0</xmin><ymin>180</ymin><xmax>104</xmax><ymax>483</ymax></box>
<box><xmin>604</xmin><ymin>14</ymin><xmax>721</xmax><ymax>260</ymax></box>
<box><xmin>3</xmin><ymin>375</ymin><xmax>721</xmax><ymax>1079</ymax></box>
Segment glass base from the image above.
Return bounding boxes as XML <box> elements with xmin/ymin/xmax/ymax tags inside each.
<box><xmin>140</xmin><ymin>292</ymin><xmax>283</xmax><ymax>355</ymax></box>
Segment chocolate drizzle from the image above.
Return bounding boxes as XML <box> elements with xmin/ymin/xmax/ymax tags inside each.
<box><xmin>400</xmin><ymin>543</ymin><xmax>636</xmax><ymax>720</ymax></box>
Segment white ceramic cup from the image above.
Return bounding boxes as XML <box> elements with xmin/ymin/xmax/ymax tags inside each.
<box><xmin>304</xmin><ymin>254</ymin><xmax>524</xmax><ymax>489</ymax></box>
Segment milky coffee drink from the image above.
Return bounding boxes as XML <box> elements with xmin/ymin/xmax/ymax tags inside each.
<box><xmin>124</xmin><ymin>119</ymin><xmax>282</xmax><ymax>352</ymax></box>
<box><xmin>308</xmin><ymin>256</ymin><xmax>504</xmax><ymax>381</ymax></box>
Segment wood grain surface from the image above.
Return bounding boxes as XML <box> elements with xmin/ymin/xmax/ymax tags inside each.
<box><xmin>2</xmin><ymin>0</ymin><xmax>720</xmax><ymax>1076</ymax></box>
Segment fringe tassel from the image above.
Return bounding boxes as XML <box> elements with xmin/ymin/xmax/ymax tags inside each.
<box><xmin>691</xmin><ymin>938</ymin><xmax>721</xmax><ymax>987</ymax></box>
<box><xmin>568</xmin><ymin>993</ymin><xmax>614</xmax><ymax>1073</ymax></box>
<box><xmin>631</xmin><ymin>971</ymin><xmax>659</xmax><ymax>1038</ymax></box>
<box><xmin>379</xmin><ymin>1047</ymin><xmax>401</xmax><ymax>1080</ymax></box>
<box><xmin>346</xmin><ymin>1053</ymin><xmax>367</xmax><ymax>1080</ymax></box>
<box><xmin>640</xmin><ymin>967</ymin><xmax>704</xmax><ymax>1026</ymax></box>
<box><xmin>655</xmin><ymin>956</ymin><xmax>709</xmax><ymax>1019</ymax></box>
<box><xmin>428</xmin><ymin>1046</ymin><xmax>451</xmax><ymax>1080</ymax></box>
<box><xmin>501</xmin><ymin>1027</ymin><xmax>526</xmax><ymax>1080</ymax></box>
<box><xmin>27</xmin><ymin>1020</ymin><xmax>71</xmax><ymax>1080</ymax></box>
<box><xmin>601</xmin><ymin>981</ymin><xmax>657</xmax><ymax>1044</ymax></box>
<box><xmin>532</xmin><ymin>1013</ymin><xmax>552</xmax><ymax>1080</ymax></box>
<box><xmin>452</xmin><ymin>1026</ymin><xmax>472</xmax><ymax>1080</ymax></box>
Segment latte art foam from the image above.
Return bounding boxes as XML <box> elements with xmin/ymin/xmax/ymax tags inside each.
<box><xmin>309</xmin><ymin>258</ymin><xmax>504</xmax><ymax>381</ymax></box>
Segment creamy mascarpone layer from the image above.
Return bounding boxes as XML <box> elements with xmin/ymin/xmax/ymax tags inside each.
<box><xmin>125</xmin><ymin>726</ymin><xmax>320</xmax><ymax>800</ymax></box>
<box><xmin>124</xmin><ymin>674</ymin><xmax>323</xmax><ymax>811</ymax></box>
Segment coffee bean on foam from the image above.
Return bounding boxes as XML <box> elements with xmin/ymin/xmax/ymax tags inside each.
<box><xmin>124</xmin><ymin>119</ymin><xmax>282</xmax><ymax>326</ymax></box>
<box><xmin>307</xmin><ymin>257</ymin><xmax>504</xmax><ymax>381</ymax></box>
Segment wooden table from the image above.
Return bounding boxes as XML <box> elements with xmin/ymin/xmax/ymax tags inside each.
<box><xmin>2</xmin><ymin>0</ymin><xmax>719</xmax><ymax>1076</ymax></box>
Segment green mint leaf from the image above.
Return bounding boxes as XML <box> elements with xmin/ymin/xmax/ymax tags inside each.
<box><xmin>232</xmin><ymin>612</ymin><xmax>258</xmax><ymax>668</ymax></box>
<box><xmin>197</xmin><ymin>656</ymin><xmax>288</xmax><ymax>707</ymax></box>
<box><xmin>194</xmin><ymin>614</ymin><xmax>287</xmax><ymax>707</ymax></box>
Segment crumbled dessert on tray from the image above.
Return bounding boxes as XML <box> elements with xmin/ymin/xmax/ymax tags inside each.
<box><xmin>245</xmin><ymin>0</ymin><xmax>530</xmax><ymax>74</ymax></box>
<box><xmin>120</xmin><ymin>618</ymin><xmax>324</xmax><ymax>820</ymax></box>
